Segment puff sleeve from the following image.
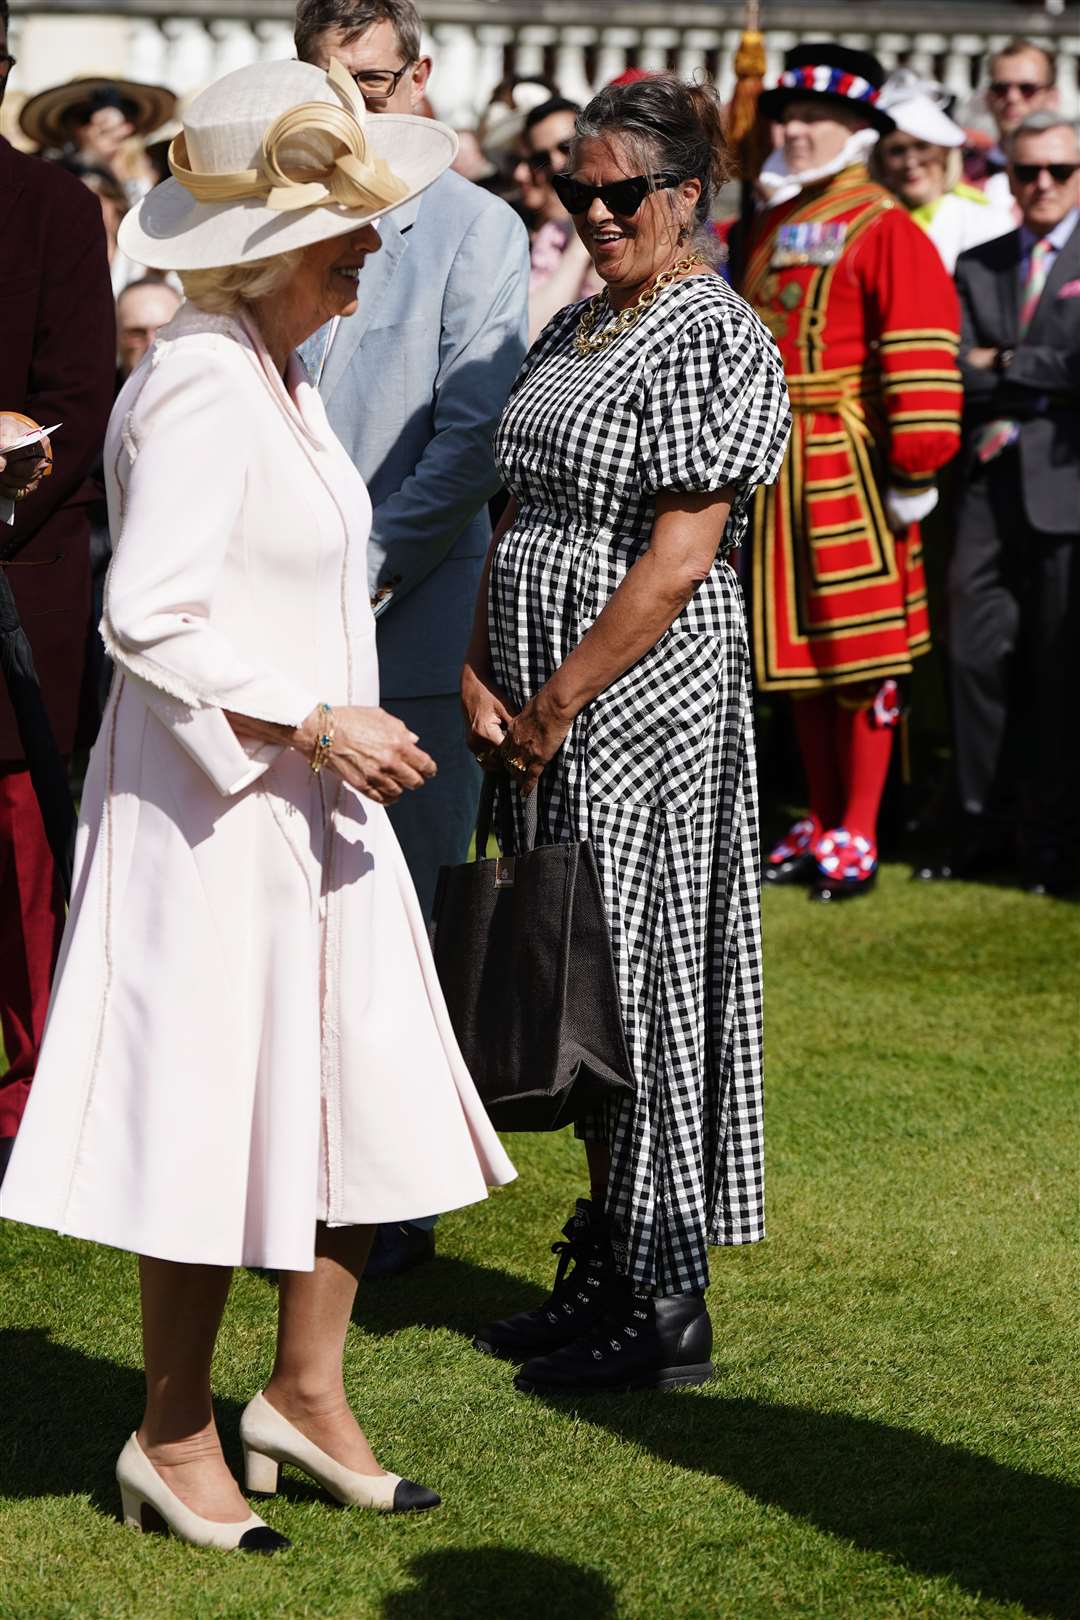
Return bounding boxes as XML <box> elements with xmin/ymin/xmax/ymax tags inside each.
<box><xmin>639</xmin><ymin>302</ymin><xmax>791</xmax><ymax>510</ymax></box>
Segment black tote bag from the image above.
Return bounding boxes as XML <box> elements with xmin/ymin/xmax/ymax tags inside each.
<box><xmin>432</xmin><ymin>776</ymin><xmax>635</xmax><ymax>1131</ymax></box>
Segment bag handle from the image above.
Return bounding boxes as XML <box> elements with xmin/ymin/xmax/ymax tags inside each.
<box><xmin>474</xmin><ymin>773</ymin><xmax>499</xmax><ymax>859</ymax></box>
<box><xmin>474</xmin><ymin>770</ymin><xmax>538</xmax><ymax>859</ymax></box>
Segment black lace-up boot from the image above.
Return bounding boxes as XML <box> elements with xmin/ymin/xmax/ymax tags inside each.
<box><xmin>514</xmin><ymin>1285</ymin><xmax>714</xmax><ymax>1394</ymax></box>
<box><xmin>473</xmin><ymin>1199</ymin><xmax>620</xmax><ymax>1363</ymax></box>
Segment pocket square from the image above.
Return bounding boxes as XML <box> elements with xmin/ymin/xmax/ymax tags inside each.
<box><xmin>1056</xmin><ymin>279</ymin><xmax>1080</xmax><ymax>299</ymax></box>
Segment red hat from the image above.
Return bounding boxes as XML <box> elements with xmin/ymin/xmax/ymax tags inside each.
<box><xmin>607</xmin><ymin>68</ymin><xmax>655</xmax><ymax>89</ymax></box>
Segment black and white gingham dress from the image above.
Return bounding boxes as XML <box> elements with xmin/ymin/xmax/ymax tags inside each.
<box><xmin>490</xmin><ymin>275</ymin><xmax>791</xmax><ymax>1296</ymax></box>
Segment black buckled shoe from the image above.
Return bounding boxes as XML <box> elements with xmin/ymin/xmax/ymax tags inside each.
<box><xmin>363</xmin><ymin>1222</ymin><xmax>436</xmax><ymax>1281</ymax></box>
<box><xmin>514</xmin><ymin>1287</ymin><xmax>714</xmax><ymax>1395</ymax></box>
<box><xmin>473</xmin><ymin>1200</ymin><xmax>620</xmax><ymax>1363</ymax></box>
<box><xmin>764</xmin><ymin>817</ymin><xmax>821</xmax><ymax>887</ymax></box>
<box><xmin>764</xmin><ymin>852</ymin><xmax>817</xmax><ymax>886</ymax></box>
<box><xmin>809</xmin><ymin>867</ymin><xmax>878</xmax><ymax>903</ymax></box>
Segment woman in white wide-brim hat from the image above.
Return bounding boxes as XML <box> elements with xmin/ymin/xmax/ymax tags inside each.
<box><xmin>0</xmin><ymin>56</ymin><xmax>515</xmax><ymax>1553</ymax></box>
<box><xmin>873</xmin><ymin>69</ymin><xmax>1013</xmax><ymax>272</ymax></box>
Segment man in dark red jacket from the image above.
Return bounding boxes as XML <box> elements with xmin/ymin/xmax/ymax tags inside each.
<box><xmin>0</xmin><ymin>4</ymin><xmax>116</xmax><ymax>1174</ymax></box>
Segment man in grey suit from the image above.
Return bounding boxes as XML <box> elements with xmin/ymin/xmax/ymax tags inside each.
<box><xmin>919</xmin><ymin>113</ymin><xmax>1080</xmax><ymax>894</ymax></box>
<box><xmin>296</xmin><ymin>0</ymin><xmax>529</xmax><ymax>1271</ymax></box>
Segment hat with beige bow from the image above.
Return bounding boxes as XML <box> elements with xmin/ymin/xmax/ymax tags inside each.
<box><xmin>119</xmin><ymin>57</ymin><xmax>457</xmax><ymax>271</ymax></box>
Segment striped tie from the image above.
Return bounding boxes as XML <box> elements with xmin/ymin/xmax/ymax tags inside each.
<box><xmin>976</xmin><ymin>237</ymin><xmax>1053</xmax><ymax>463</ymax></box>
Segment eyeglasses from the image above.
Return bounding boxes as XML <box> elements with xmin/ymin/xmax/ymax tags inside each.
<box><xmin>988</xmin><ymin>80</ymin><xmax>1051</xmax><ymax>99</ymax></box>
<box><xmin>349</xmin><ymin>61</ymin><xmax>414</xmax><ymax>104</ymax></box>
<box><xmin>551</xmin><ymin>171</ymin><xmax>683</xmax><ymax>217</ymax></box>
<box><xmin>1012</xmin><ymin>161</ymin><xmax>1080</xmax><ymax>184</ymax></box>
<box><xmin>525</xmin><ymin>139</ymin><xmax>573</xmax><ymax>178</ymax></box>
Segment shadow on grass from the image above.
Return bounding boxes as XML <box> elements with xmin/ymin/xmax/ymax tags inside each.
<box><xmin>382</xmin><ymin>1548</ymin><xmax>616</xmax><ymax>1619</ymax></box>
<box><xmin>534</xmin><ymin>1391</ymin><xmax>1079</xmax><ymax>1620</ymax></box>
<box><xmin>0</xmin><ymin>1328</ymin><xmax>248</xmax><ymax>1518</ymax></box>
<box><xmin>353</xmin><ymin>1254</ymin><xmax>546</xmax><ymax>1340</ymax></box>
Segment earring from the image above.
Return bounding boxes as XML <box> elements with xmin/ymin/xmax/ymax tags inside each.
<box><xmin>677</xmin><ymin>222</ymin><xmax>691</xmax><ymax>243</ymax></box>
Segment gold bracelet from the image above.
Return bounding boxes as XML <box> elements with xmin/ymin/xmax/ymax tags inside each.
<box><xmin>310</xmin><ymin>702</ymin><xmax>335</xmax><ymax>774</ymax></box>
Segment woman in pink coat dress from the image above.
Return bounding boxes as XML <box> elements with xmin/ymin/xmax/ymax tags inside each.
<box><xmin>0</xmin><ymin>58</ymin><xmax>515</xmax><ymax>1553</ymax></box>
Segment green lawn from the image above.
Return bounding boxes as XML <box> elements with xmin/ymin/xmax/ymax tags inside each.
<box><xmin>1</xmin><ymin>868</ymin><xmax>1078</xmax><ymax>1620</ymax></box>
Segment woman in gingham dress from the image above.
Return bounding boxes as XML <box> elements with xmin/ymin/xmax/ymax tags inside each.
<box><xmin>464</xmin><ymin>76</ymin><xmax>790</xmax><ymax>1393</ymax></box>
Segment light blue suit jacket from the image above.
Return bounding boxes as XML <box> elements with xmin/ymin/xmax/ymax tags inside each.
<box><xmin>316</xmin><ymin>169</ymin><xmax>529</xmax><ymax>699</ymax></box>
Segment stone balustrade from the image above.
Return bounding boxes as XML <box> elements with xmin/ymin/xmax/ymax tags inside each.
<box><xmin>8</xmin><ymin>2</ymin><xmax>1080</xmax><ymax>128</ymax></box>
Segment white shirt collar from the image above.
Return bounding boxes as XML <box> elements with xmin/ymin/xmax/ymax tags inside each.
<box><xmin>1019</xmin><ymin>205</ymin><xmax>1080</xmax><ymax>257</ymax></box>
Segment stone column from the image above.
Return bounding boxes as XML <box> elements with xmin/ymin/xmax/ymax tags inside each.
<box><xmin>1057</xmin><ymin>37</ymin><xmax>1080</xmax><ymax>117</ymax></box>
<box><xmin>208</xmin><ymin>19</ymin><xmax>259</xmax><ymax>80</ymax></box>
<box><xmin>677</xmin><ymin>29</ymin><xmax>721</xmax><ymax>89</ymax></box>
<box><xmin>254</xmin><ymin>20</ymin><xmax>295</xmax><ymax>65</ymax></box>
<box><xmin>128</xmin><ymin>18</ymin><xmax>171</xmax><ymax>91</ymax></box>
<box><xmin>474</xmin><ymin>23</ymin><xmax>513</xmax><ymax>109</ymax></box>
<box><xmin>942</xmin><ymin>35</ymin><xmax>984</xmax><ymax>102</ymax></box>
<box><xmin>513</xmin><ymin>24</ymin><xmax>556</xmax><ymax>81</ymax></box>
<box><xmin>639</xmin><ymin>27</ymin><xmax>678</xmax><ymax>75</ymax></box>
<box><xmin>431</xmin><ymin>22</ymin><xmax>483</xmax><ymax>125</ymax></box>
<box><xmin>555</xmin><ymin>27</ymin><xmax>597</xmax><ymax>105</ymax></box>
<box><xmin>160</xmin><ymin>17</ymin><xmax>215</xmax><ymax>102</ymax></box>
<box><xmin>908</xmin><ymin>32</ymin><xmax>947</xmax><ymax>82</ymax></box>
<box><xmin>594</xmin><ymin>27</ymin><xmax>638</xmax><ymax>88</ymax></box>
<box><xmin>871</xmin><ymin>33</ymin><xmax>910</xmax><ymax>76</ymax></box>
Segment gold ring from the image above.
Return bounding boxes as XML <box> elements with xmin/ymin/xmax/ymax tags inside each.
<box><xmin>507</xmin><ymin>754</ymin><xmax>528</xmax><ymax>775</ymax></box>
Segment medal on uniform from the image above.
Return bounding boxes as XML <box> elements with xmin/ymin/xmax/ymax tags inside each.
<box><xmin>772</xmin><ymin>221</ymin><xmax>848</xmax><ymax>268</ymax></box>
<box><xmin>780</xmin><ymin>282</ymin><xmax>804</xmax><ymax>309</ymax></box>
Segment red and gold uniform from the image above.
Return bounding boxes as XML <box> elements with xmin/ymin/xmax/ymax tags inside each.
<box><xmin>744</xmin><ymin>165</ymin><xmax>962</xmax><ymax>693</ymax></box>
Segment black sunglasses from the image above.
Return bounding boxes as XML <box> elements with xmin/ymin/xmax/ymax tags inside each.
<box><xmin>526</xmin><ymin>139</ymin><xmax>573</xmax><ymax>178</ymax></box>
<box><xmin>1012</xmin><ymin>162</ymin><xmax>1080</xmax><ymax>184</ymax></box>
<box><xmin>988</xmin><ymin>81</ymin><xmax>1050</xmax><ymax>99</ymax></box>
<box><xmin>551</xmin><ymin>170</ymin><xmax>684</xmax><ymax>217</ymax></box>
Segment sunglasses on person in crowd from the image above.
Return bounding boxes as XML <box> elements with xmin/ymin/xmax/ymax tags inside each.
<box><xmin>1012</xmin><ymin>161</ymin><xmax>1080</xmax><ymax>184</ymax></box>
<box><xmin>526</xmin><ymin>139</ymin><xmax>573</xmax><ymax>177</ymax></box>
<box><xmin>551</xmin><ymin>171</ymin><xmax>683</xmax><ymax>216</ymax></box>
<box><xmin>988</xmin><ymin>80</ymin><xmax>1051</xmax><ymax>99</ymax></box>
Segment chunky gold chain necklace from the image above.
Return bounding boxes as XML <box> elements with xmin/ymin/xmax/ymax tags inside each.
<box><xmin>573</xmin><ymin>254</ymin><xmax>702</xmax><ymax>358</ymax></box>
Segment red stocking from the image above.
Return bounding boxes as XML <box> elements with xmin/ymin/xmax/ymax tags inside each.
<box><xmin>792</xmin><ymin>693</ymin><xmax>843</xmax><ymax>831</ymax></box>
<box><xmin>834</xmin><ymin>692</ymin><xmax>894</xmax><ymax>843</ymax></box>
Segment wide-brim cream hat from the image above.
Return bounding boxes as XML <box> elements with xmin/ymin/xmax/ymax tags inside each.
<box><xmin>877</xmin><ymin>70</ymin><xmax>966</xmax><ymax>149</ymax></box>
<box><xmin>119</xmin><ymin>57</ymin><xmax>457</xmax><ymax>272</ymax></box>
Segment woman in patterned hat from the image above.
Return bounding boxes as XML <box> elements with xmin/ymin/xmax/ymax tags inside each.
<box><xmin>1</xmin><ymin>57</ymin><xmax>514</xmax><ymax>1551</ymax></box>
<box><xmin>463</xmin><ymin>74</ymin><xmax>791</xmax><ymax>1394</ymax></box>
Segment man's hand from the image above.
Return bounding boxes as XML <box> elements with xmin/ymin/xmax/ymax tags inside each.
<box><xmin>0</xmin><ymin>414</ymin><xmax>50</xmax><ymax>501</ymax></box>
<box><xmin>295</xmin><ymin>704</ymin><xmax>437</xmax><ymax>804</ymax></box>
<box><xmin>964</xmin><ymin>347</ymin><xmax>998</xmax><ymax>371</ymax></box>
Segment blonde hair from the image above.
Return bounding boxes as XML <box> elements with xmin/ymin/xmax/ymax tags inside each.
<box><xmin>870</xmin><ymin>141</ymin><xmax>963</xmax><ymax>195</ymax></box>
<box><xmin>179</xmin><ymin>249</ymin><xmax>303</xmax><ymax>315</ymax></box>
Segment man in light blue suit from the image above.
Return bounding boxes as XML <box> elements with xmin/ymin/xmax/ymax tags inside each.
<box><xmin>296</xmin><ymin>0</ymin><xmax>529</xmax><ymax>1275</ymax></box>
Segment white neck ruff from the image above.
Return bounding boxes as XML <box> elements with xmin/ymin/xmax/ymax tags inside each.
<box><xmin>758</xmin><ymin>128</ymin><xmax>881</xmax><ymax>210</ymax></box>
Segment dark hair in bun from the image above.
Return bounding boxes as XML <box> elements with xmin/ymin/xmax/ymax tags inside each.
<box><xmin>573</xmin><ymin>73</ymin><xmax>732</xmax><ymax>228</ymax></box>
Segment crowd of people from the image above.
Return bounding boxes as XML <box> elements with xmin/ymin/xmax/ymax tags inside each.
<box><xmin>0</xmin><ymin>0</ymin><xmax>1075</xmax><ymax>1560</ymax></box>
